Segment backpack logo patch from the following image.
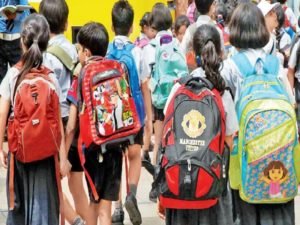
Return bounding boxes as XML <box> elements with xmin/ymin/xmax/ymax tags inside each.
<box><xmin>181</xmin><ymin>110</ymin><xmax>206</xmax><ymax>138</ymax></box>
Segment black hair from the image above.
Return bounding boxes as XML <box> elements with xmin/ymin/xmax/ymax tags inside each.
<box><xmin>174</xmin><ymin>15</ymin><xmax>190</xmax><ymax>34</ymax></box>
<box><xmin>195</xmin><ymin>0</ymin><xmax>215</xmax><ymax>15</ymax></box>
<box><xmin>16</xmin><ymin>14</ymin><xmax>50</xmax><ymax>88</ymax></box>
<box><xmin>77</xmin><ymin>22</ymin><xmax>109</xmax><ymax>57</ymax></box>
<box><xmin>140</xmin><ymin>12</ymin><xmax>151</xmax><ymax>30</ymax></box>
<box><xmin>274</xmin><ymin>5</ymin><xmax>285</xmax><ymax>28</ymax></box>
<box><xmin>149</xmin><ymin>3</ymin><xmax>173</xmax><ymax>31</ymax></box>
<box><xmin>216</xmin><ymin>2</ymin><xmax>227</xmax><ymax>26</ymax></box>
<box><xmin>39</xmin><ymin>0</ymin><xmax>69</xmax><ymax>34</ymax></box>
<box><xmin>112</xmin><ymin>0</ymin><xmax>134</xmax><ymax>36</ymax></box>
<box><xmin>193</xmin><ymin>24</ymin><xmax>225</xmax><ymax>93</ymax></box>
<box><xmin>229</xmin><ymin>2</ymin><xmax>270</xmax><ymax>49</ymax></box>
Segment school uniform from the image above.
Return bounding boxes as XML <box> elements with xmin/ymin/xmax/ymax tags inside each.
<box><xmin>163</xmin><ymin>67</ymin><xmax>239</xmax><ymax>225</ymax></box>
<box><xmin>67</xmin><ymin>70</ymin><xmax>123</xmax><ymax>203</ymax></box>
<box><xmin>43</xmin><ymin>34</ymin><xmax>79</xmax><ymax>170</ymax></box>
<box><xmin>0</xmin><ymin>67</ymin><xmax>63</xmax><ymax>225</ymax></box>
<box><xmin>222</xmin><ymin>49</ymin><xmax>295</xmax><ymax>225</ymax></box>
<box><xmin>109</xmin><ymin>35</ymin><xmax>145</xmax><ymax>145</ymax></box>
<box><xmin>141</xmin><ymin>30</ymin><xmax>175</xmax><ymax>121</ymax></box>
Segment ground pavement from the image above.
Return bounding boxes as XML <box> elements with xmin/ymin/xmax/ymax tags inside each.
<box><xmin>0</xmin><ymin>146</ymin><xmax>299</xmax><ymax>225</ymax></box>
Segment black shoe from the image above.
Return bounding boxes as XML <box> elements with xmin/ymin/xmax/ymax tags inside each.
<box><xmin>124</xmin><ymin>193</ymin><xmax>142</xmax><ymax>225</ymax></box>
<box><xmin>111</xmin><ymin>207</ymin><xmax>124</xmax><ymax>225</ymax></box>
<box><xmin>141</xmin><ymin>151</ymin><xmax>151</xmax><ymax>163</ymax></box>
<box><xmin>149</xmin><ymin>186</ymin><xmax>158</xmax><ymax>203</ymax></box>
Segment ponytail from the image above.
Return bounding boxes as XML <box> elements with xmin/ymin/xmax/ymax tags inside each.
<box><xmin>201</xmin><ymin>40</ymin><xmax>226</xmax><ymax>93</ymax></box>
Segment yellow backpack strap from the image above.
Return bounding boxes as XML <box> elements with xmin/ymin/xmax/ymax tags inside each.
<box><xmin>47</xmin><ymin>45</ymin><xmax>75</xmax><ymax>71</ymax></box>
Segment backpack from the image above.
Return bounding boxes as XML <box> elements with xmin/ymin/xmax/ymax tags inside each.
<box><xmin>150</xmin><ymin>34</ymin><xmax>188</xmax><ymax>109</ymax></box>
<box><xmin>7</xmin><ymin>65</ymin><xmax>62</xmax><ymax>163</ymax></box>
<box><xmin>106</xmin><ymin>41</ymin><xmax>145</xmax><ymax>126</ymax></box>
<box><xmin>134</xmin><ymin>36</ymin><xmax>149</xmax><ymax>49</ymax></box>
<box><xmin>230</xmin><ymin>53</ymin><xmax>300</xmax><ymax>204</ymax></box>
<box><xmin>155</xmin><ymin>76</ymin><xmax>228</xmax><ymax>209</ymax></box>
<box><xmin>47</xmin><ymin>45</ymin><xmax>75</xmax><ymax>72</ymax></box>
<box><xmin>78</xmin><ymin>57</ymin><xmax>142</xmax><ymax>153</ymax></box>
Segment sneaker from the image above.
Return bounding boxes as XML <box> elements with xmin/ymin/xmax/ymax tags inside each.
<box><xmin>149</xmin><ymin>187</ymin><xmax>158</xmax><ymax>203</ymax></box>
<box><xmin>141</xmin><ymin>151</ymin><xmax>151</xmax><ymax>163</ymax></box>
<box><xmin>111</xmin><ymin>207</ymin><xmax>124</xmax><ymax>225</ymax></box>
<box><xmin>124</xmin><ymin>193</ymin><xmax>142</xmax><ymax>225</ymax></box>
<box><xmin>142</xmin><ymin>159</ymin><xmax>155</xmax><ymax>176</ymax></box>
<box><xmin>72</xmin><ymin>217</ymin><xmax>86</xmax><ymax>225</ymax></box>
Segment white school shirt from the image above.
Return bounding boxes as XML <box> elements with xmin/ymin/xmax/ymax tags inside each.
<box><xmin>140</xmin><ymin>30</ymin><xmax>175</xmax><ymax>80</ymax></box>
<box><xmin>221</xmin><ymin>49</ymin><xmax>295</xmax><ymax>105</ymax></box>
<box><xmin>111</xmin><ymin>35</ymin><xmax>146</xmax><ymax>84</ymax></box>
<box><xmin>164</xmin><ymin>67</ymin><xmax>239</xmax><ymax>136</ymax></box>
<box><xmin>43</xmin><ymin>34</ymin><xmax>78</xmax><ymax>118</ymax></box>
<box><xmin>180</xmin><ymin>15</ymin><xmax>224</xmax><ymax>55</ymax></box>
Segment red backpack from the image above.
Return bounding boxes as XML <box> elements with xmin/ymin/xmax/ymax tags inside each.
<box><xmin>78</xmin><ymin>57</ymin><xmax>142</xmax><ymax>153</ymax></box>
<box><xmin>8</xmin><ymin>64</ymin><xmax>61</xmax><ymax>162</ymax></box>
<box><xmin>155</xmin><ymin>76</ymin><xmax>228</xmax><ymax>209</ymax></box>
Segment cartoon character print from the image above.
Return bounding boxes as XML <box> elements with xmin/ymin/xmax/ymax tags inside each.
<box><xmin>260</xmin><ymin>161</ymin><xmax>288</xmax><ymax>199</ymax></box>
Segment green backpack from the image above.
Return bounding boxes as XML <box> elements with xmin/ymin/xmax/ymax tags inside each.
<box><xmin>150</xmin><ymin>34</ymin><xmax>188</xmax><ymax>109</ymax></box>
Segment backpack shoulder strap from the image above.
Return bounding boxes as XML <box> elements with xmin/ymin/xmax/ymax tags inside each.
<box><xmin>47</xmin><ymin>45</ymin><xmax>74</xmax><ymax>71</ymax></box>
<box><xmin>263</xmin><ymin>54</ymin><xmax>280</xmax><ymax>76</ymax></box>
<box><xmin>231</xmin><ymin>52</ymin><xmax>255</xmax><ymax>77</ymax></box>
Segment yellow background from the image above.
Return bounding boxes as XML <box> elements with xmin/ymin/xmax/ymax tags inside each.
<box><xmin>29</xmin><ymin>0</ymin><xmax>174</xmax><ymax>43</ymax></box>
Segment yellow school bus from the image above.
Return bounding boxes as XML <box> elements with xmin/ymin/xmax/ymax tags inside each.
<box><xmin>29</xmin><ymin>0</ymin><xmax>175</xmax><ymax>43</ymax></box>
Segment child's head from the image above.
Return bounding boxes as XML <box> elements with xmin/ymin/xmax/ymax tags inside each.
<box><xmin>139</xmin><ymin>12</ymin><xmax>156</xmax><ymax>39</ymax></box>
<box><xmin>193</xmin><ymin>24</ymin><xmax>225</xmax><ymax>93</ymax></box>
<box><xmin>112</xmin><ymin>0</ymin><xmax>134</xmax><ymax>36</ymax></box>
<box><xmin>195</xmin><ymin>0</ymin><xmax>216</xmax><ymax>18</ymax></box>
<box><xmin>229</xmin><ymin>2</ymin><xmax>270</xmax><ymax>49</ymax></box>
<box><xmin>215</xmin><ymin>2</ymin><xmax>227</xmax><ymax>27</ymax></box>
<box><xmin>18</xmin><ymin>14</ymin><xmax>49</xmax><ymax>80</ymax></box>
<box><xmin>273</xmin><ymin>5</ymin><xmax>285</xmax><ymax>29</ymax></box>
<box><xmin>149</xmin><ymin>3</ymin><xmax>173</xmax><ymax>32</ymax></box>
<box><xmin>39</xmin><ymin>0</ymin><xmax>69</xmax><ymax>34</ymax></box>
<box><xmin>174</xmin><ymin>15</ymin><xmax>190</xmax><ymax>43</ymax></box>
<box><xmin>257</xmin><ymin>1</ymin><xmax>279</xmax><ymax>32</ymax></box>
<box><xmin>263</xmin><ymin>161</ymin><xmax>288</xmax><ymax>181</ymax></box>
<box><xmin>76</xmin><ymin>22</ymin><xmax>109</xmax><ymax>65</ymax></box>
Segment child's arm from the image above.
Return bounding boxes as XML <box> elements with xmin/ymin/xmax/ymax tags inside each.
<box><xmin>65</xmin><ymin>104</ymin><xmax>78</xmax><ymax>154</ymax></box>
<box><xmin>0</xmin><ymin>98</ymin><xmax>10</xmax><ymax>169</ymax></box>
<box><xmin>287</xmin><ymin>67</ymin><xmax>295</xmax><ymax>90</ymax></box>
<box><xmin>141</xmin><ymin>78</ymin><xmax>152</xmax><ymax>136</ymax></box>
<box><xmin>225</xmin><ymin>135</ymin><xmax>234</xmax><ymax>150</ymax></box>
<box><xmin>260</xmin><ymin>175</ymin><xmax>271</xmax><ymax>184</ymax></box>
<box><xmin>58</xmin><ymin>109</ymin><xmax>71</xmax><ymax>177</ymax></box>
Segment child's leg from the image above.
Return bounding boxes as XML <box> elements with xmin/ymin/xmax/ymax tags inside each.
<box><xmin>98</xmin><ymin>200</ymin><xmax>112</xmax><ymax>225</ymax></box>
<box><xmin>89</xmin><ymin>202</ymin><xmax>100</xmax><ymax>225</ymax></box>
<box><xmin>142</xmin><ymin>119</ymin><xmax>152</xmax><ymax>162</ymax></box>
<box><xmin>128</xmin><ymin>143</ymin><xmax>142</xmax><ymax>187</ymax></box>
<box><xmin>68</xmin><ymin>172</ymin><xmax>90</xmax><ymax>221</ymax></box>
<box><xmin>153</xmin><ymin>120</ymin><xmax>164</xmax><ymax>165</ymax></box>
<box><xmin>63</xmin><ymin>195</ymin><xmax>81</xmax><ymax>224</ymax></box>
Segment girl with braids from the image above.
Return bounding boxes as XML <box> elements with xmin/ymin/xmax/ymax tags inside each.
<box><xmin>0</xmin><ymin>13</ymin><xmax>69</xmax><ymax>225</ymax></box>
<box><xmin>160</xmin><ymin>24</ymin><xmax>238</xmax><ymax>225</ymax></box>
<box><xmin>222</xmin><ymin>3</ymin><xmax>295</xmax><ymax>225</ymax></box>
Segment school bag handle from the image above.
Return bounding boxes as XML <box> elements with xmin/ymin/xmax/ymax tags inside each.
<box><xmin>178</xmin><ymin>75</ymin><xmax>214</xmax><ymax>90</ymax></box>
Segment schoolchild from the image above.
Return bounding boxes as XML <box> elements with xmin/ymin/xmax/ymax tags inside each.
<box><xmin>108</xmin><ymin>1</ymin><xmax>150</xmax><ymax>225</ymax></box>
<box><xmin>274</xmin><ymin>4</ymin><xmax>292</xmax><ymax>67</ymax></box>
<box><xmin>222</xmin><ymin>3</ymin><xmax>296</xmax><ymax>225</ymax></box>
<box><xmin>257</xmin><ymin>0</ymin><xmax>279</xmax><ymax>55</ymax></box>
<box><xmin>174</xmin><ymin>15</ymin><xmax>190</xmax><ymax>43</ymax></box>
<box><xmin>141</xmin><ymin>2</ymin><xmax>173</xmax><ymax>171</ymax></box>
<box><xmin>273</xmin><ymin>0</ymin><xmax>298</xmax><ymax>33</ymax></box>
<box><xmin>180</xmin><ymin>0</ymin><xmax>224</xmax><ymax>55</ymax></box>
<box><xmin>159</xmin><ymin>23</ymin><xmax>238</xmax><ymax>225</ymax></box>
<box><xmin>65</xmin><ymin>22</ymin><xmax>122</xmax><ymax>225</ymax></box>
<box><xmin>39</xmin><ymin>1</ymin><xmax>87</xmax><ymax>224</ymax></box>
<box><xmin>135</xmin><ymin>12</ymin><xmax>156</xmax><ymax>48</ymax></box>
<box><xmin>0</xmin><ymin>13</ymin><xmax>69</xmax><ymax>225</ymax></box>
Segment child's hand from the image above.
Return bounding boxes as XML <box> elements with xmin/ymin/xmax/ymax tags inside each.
<box><xmin>157</xmin><ymin>201</ymin><xmax>166</xmax><ymax>220</ymax></box>
<box><xmin>0</xmin><ymin>150</ymin><xmax>8</xmax><ymax>169</ymax></box>
<box><xmin>60</xmin><ymin>159</ymin><xmax>71</xmax><ymax>177</ymax></box>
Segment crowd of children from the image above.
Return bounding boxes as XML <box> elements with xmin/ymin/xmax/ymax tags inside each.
<box><xmin>0</xmin><ymin>0</ymin><xmax>300</xmax><ymax>225</ymax></box>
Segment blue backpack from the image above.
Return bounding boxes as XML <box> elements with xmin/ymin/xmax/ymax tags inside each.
<box><xmin>150</xmin><ymin>34</ymin><xmax>188</xmax><ymax>109</ymax></box>
<box><xmin>107</xmin><ymin>42</ymin><xmax>145</xmax><ymax>126</ymax></box>
<box><xmin>229</xmin><ymin>53</ymin><xmax>300</xmax><ymax>204</ymax></box>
